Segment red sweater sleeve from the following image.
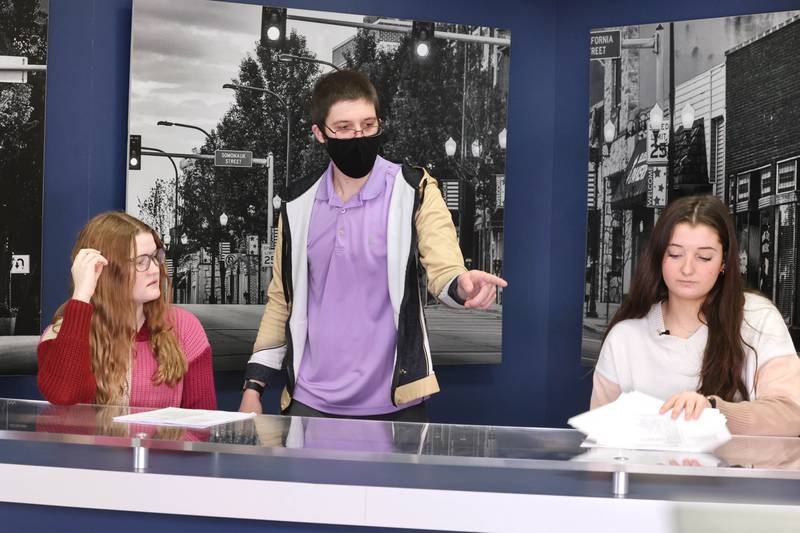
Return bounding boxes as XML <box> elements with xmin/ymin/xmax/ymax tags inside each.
<box><xmin>180</xmin><ymin>343</ymin><xmax>217</xmax><ymax>410</ymax></box>
<box><xmin>37</xmin><ymin>300</ymin><xmax>97</xmax><ymax>405</ymax></box>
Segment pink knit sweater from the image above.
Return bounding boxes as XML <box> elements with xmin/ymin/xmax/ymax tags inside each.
<box><xmin>37</xmin><ymin>299</ymin><xmax>217</xmax><ymax>409</ymax></box>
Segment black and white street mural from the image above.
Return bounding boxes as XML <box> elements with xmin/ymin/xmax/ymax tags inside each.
<box><xmin>127</xmin><ymin>0</ymin><xmax>511</xmax><ymax>367</ymax></box>
<box><xmin>583</xmin><ymin>10</ymin><xmax>800</xmax><ymax>363</ymax></box>
<box><xmin>0</xmin><ymin>0</ymin><xmax>47</xmax><ymax>373</ymax></box>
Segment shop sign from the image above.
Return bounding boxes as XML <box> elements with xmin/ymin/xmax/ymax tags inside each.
<box><xmin>646</xmin><ymin>164</ymin><xmax>667</xmax><ymax>207</ymax></box>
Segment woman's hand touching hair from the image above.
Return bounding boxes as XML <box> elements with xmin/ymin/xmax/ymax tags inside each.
<box><xmin>71</xmin><ymin>248</ymin><xmax>109</xmax><ymax>303</ymax></box>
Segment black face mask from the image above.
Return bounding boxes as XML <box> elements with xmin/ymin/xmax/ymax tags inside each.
<box><xmin>323</xmin><ymin>132</ymin><xmax>381</xmax><ymax>179</ymax></box>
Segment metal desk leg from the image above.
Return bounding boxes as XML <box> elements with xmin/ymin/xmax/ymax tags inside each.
<box><xmin>133</xmin><ymin>432</ymin><xmax>149</xmax><ymax>472</ymax></box>
<box><xmin>612</xmin><ymin>471</ymin><xmax>629</xmax><ymax>496</ymax></box>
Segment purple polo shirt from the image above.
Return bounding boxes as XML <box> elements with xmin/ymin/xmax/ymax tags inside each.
<box><xmin>292</xmin><ymin>156</ymin><xmax>419</xmax><ymax>416</ymax></box>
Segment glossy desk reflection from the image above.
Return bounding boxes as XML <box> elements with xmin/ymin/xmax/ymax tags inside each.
<box><xmin>1</xmin><ymin>399</ymin><xmax>799</xmax><ymax>532</ymax></box>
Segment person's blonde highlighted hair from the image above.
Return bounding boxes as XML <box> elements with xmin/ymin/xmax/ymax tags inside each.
<box><xmin>52</xmin><ymin>212</ymin><xmax>187</xmax><ymax>404</ymax></box>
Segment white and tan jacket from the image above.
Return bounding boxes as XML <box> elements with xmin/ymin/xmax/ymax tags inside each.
<box><xmin>245</xmin><ymin>164</ymin><xmax>467</xmax><ymax>411</ymax></box>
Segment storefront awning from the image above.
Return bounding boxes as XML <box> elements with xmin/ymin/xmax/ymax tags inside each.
<box><xmin>610</xmin><ymin>138</ymin><xmax>648</xmax><ymax>209</ymax></box>
<box><xmin>610</xmin><ymin>120</ymin><xmax>711</xmax><ymax>210</ymax></box>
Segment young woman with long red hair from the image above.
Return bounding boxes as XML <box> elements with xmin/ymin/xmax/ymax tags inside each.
<box><xmin>38</xmin><ymin>212</ymin><xmax>216</xmax><ymax>409</ymax></box>
<box><xmin>591</xmin><ymin>195</ymin><xmax>800</xmax><ymax>436</ymax></box>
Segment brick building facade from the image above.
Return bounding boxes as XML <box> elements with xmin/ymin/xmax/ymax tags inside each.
<box><xmin>725</xmin><ymin>16</ymin><xmax>800</xmax><ymax>335</ymax></box>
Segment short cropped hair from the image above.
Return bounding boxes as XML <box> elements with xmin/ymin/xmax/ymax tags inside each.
<box><xmin>311</xmin><ymin>69</ymin><xmax>380</xmax><ymax>126</ymax></box>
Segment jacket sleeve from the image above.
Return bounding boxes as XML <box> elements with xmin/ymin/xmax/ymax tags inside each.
<box><xmin>415</xmin><ymin>172</ymin><xmax>467</xmax><ymax>304</ymax></box>
<box><xmin>247</xmin><ymin>215</ymin><xmax>289</xmax><ymax>384</ymax></box>
<box><xmin>37</xmin><ymin>299</ymin><xmax>97</xmax><ymax>405</ymax></box>
<box><xmin>712</xmin><ymin>355</ymin><xmax>800</xmax><ymax>436</ymax></box>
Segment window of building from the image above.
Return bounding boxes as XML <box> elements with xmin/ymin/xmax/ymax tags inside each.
<box><xmin>777</xmin><ymin>159</ymin><xmax>797</xmax><ymax>193</ymax></box>
<box><xmin>711</xmin><ymin>117</ymin><xmax>725</xmax><ymax>200</ymax></box>
<box><xmin>760</xmin><ymin>168</ymin><xmax>773</xmax><ymax>197</ymax></box>
<box><xmin>737</xmin><ymin>173</ymin><xmax>750</xmax><ymax>203</ymax></box>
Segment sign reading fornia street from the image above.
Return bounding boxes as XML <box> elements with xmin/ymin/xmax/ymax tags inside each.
<box><xmin>590</xmin><ymin>30</ymin><xmax>621</xmax><ymax>60</ymax></box>
<box><xmin>214</xmin><ymin>149</ymin><xmax>253</xmax><ymax>168</ymax></box>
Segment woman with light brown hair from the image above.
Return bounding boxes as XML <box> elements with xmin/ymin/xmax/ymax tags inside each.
<box><xmin>37</xmin><ymin>212</ymin><xmax>216</xmax><ymax>409</ymax></box>
<box><xmin>591</xmin><ymin>195</ymin><xmax>800</xmax><ymax>436</ymax></box>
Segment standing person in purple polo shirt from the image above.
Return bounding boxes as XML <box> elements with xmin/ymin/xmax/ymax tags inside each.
<box><xmin>239</xmin><ymin>70</ymin><xmax>507</xmax><ymax>422</ymax></box>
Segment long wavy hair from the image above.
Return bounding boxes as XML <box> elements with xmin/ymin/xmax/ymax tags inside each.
<box><xmin>604</xmin><ymin>195</ymin><xmax>750</xmax><ymax>401</ymax></box>
<box><xmin>52</xmin><ymin>212</ymin><xmax>187</xmax><ymax>404</ymax></box>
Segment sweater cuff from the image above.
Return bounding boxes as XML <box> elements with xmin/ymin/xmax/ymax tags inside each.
<box><xmin>714</xmin><ymin>396</ymin><xmax>755</xmax><ymax>434</ymax></box>
<box><xmin>58</xmin><ymin>299</ymin><xmax>94</xmax><ymax>339</ymax></box>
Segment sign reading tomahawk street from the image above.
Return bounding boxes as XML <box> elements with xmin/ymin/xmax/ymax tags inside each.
<box><xmin>590</xmin><ymin>30</ymin><xmax>621</xmax><ymax>60</ymax></box>
<box><xmin>214</xmin><ymin>149</ymin><xmax>253</xmax><ymax>168</ymax></box>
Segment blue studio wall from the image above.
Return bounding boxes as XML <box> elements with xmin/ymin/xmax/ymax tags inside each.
<box><xmin>41</xmin><ymin>0</ymin><xmax>559</xmax><ymax>426</ymax></box>
<box><xmin>35</xmin><ymin>0</ymin><xmax>800</xmax><ymax>427</ymax></box>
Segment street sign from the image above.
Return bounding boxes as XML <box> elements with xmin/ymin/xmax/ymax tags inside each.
<box><xmin>441</xmin><ymin>180</ymin><xmax>459</xmax><ymax>210</ymax></box>
<box><xmin>495</xmin><ymin>174</ymin><xmax>505</xmax><ymax>209</ymax></box>
<box><xmin>0</xmin><ymin>56</ymin><xmax>27</xmax><ymax>83</ymax></box>
<box><xmin>247</xmin><ymin>235</ymin><xmax>258</xmax><ymax>255</ymax></box>
<box><xmin>224</xmin><ymin>253</ymin><xmax>237</xmax><ymax>268</ymax></box>
<box><xmin>214</xmin><ymin>149</ymin><xmax>253</xmax><ymax>168</ymax></box>
<box><xmin>262</xmin><ymin>247</ymin><xmax>275</xmax><ymax>267</ymax></box>
<box><xmin>10</xmin><ymin>255</ymin><xmax>29</xmax><ymax>274</ymax></box>
<box><xmin>590</xmin><ymin>31</ymin><xmax>621</xmax><ymax>60</ymax></box>
<box><xmin>646</xmin><ymin>164</ymin><xmax>668</xmax><ymax>208</ymax></box>
<box><xmin>647</xmin><ymin>122</ymin><xmax>669</xmax><ymax>164</ymax></box>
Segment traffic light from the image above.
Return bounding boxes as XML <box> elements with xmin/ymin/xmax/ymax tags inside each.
<box><xmin>261</xmin><ymin>7</ymin><xmax>287</xmax><ymax>49</ymax></box>
<box><xmin>411</xmin><ymin>21</ymin><xmax>435</xmax><ymax>60</ymax></box>
<box><xmin>128</xmin><ymin>134</ymin><xmax>141</xmax><ymax>170</ymax></box>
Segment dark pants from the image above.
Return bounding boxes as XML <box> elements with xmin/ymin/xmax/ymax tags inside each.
<box><xmin>284</xmin><ymin>399</ymin><xmax>428</xmax><ymax>423</ymax></box>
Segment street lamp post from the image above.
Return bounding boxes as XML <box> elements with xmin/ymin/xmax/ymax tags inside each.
<box><xmin>223</xmin><ymin>83</ymin><xmax>291</xmax><ymax>188</ymax></box>
<box><xmin>496</xmin><ymin>128</ymin><xmax>506</xmax><ymax>304</ymax></box>
<box><xmin>601</xmin><ymin>119</ymin><xmax>616</xmax><ymax>323</ymax></box>
<box><xmin>141</xmin><ymin>145</ymin><xmax>180</xmax><ymax>304</ymax></box>
<box><xmin>246</xmin><ymin>204</ymin><xmax>256</xmax><ymax>304</ymax></box>
<box><xmin>445</xmin><ymin>136</ymin><xmax>486</xmax><ymax>269</ymax></box>
<box><xmin>219</xmin><ymin>212</ymin><xmax>229</xmax><ymax>304</ymax></box>
<box><xmin>265</xmin><ymin>153</ymin><xmax>277</xmax><ymax>303</ymax></box>
<box><xmin>156</xmin><ymin>121</ymin><xmax>216</xmax><ymax>304</ymax></box>
<box><xmin>470</xmin><ymin>139</ymin><xmax>488</xmax><ymax>272</ymax></box>
<box><xmin>156</xmin><ymin>121</ymin><xmax>213</xmax><ymax>145</ymax></box>
<box><xmin>180</xmin><ymin>233</ymin><xmax>190</xmax><ymax>303</ymax></box>
<box><xmin>278</xmin><ymin>53</ymin><xmax>340</xmax><ymax>72</ymax></box>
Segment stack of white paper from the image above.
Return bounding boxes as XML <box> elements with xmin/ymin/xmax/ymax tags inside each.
<box><xmin>113</xmin><ymin>407</ymin><xmax>256</xmax><ymax>428</ymax></box>
<box><xmin>568</xmin><ymin>391</ymin><xmax>731</xmax><ymax>453</ymax></box>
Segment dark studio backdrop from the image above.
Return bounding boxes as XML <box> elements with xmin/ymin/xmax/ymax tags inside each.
<box><xmin>0</xmin><ymin>0</ymin><xmax>47</xmax><ymax>339</ymax></box>
<box><xmin>2</xmin><ymin>0</ymin><xmax>800</xmax><ymax>429</ymax></box>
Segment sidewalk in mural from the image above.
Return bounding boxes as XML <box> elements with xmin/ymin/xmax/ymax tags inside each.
<box><xmin>0</xmin><ymin>303</ymin><xmax>503</xmax><ymax>373</ymax></box>
<box><xmin>580</xmin><ymin>302</ymin><xmax>620</xmax><ymax>366</ymax></box>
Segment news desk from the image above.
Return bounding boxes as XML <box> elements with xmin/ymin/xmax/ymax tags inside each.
<box><xmin>1</xmin><ymin>399</ymin><xmax>799</xmax><ymax>532</ymax></box>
